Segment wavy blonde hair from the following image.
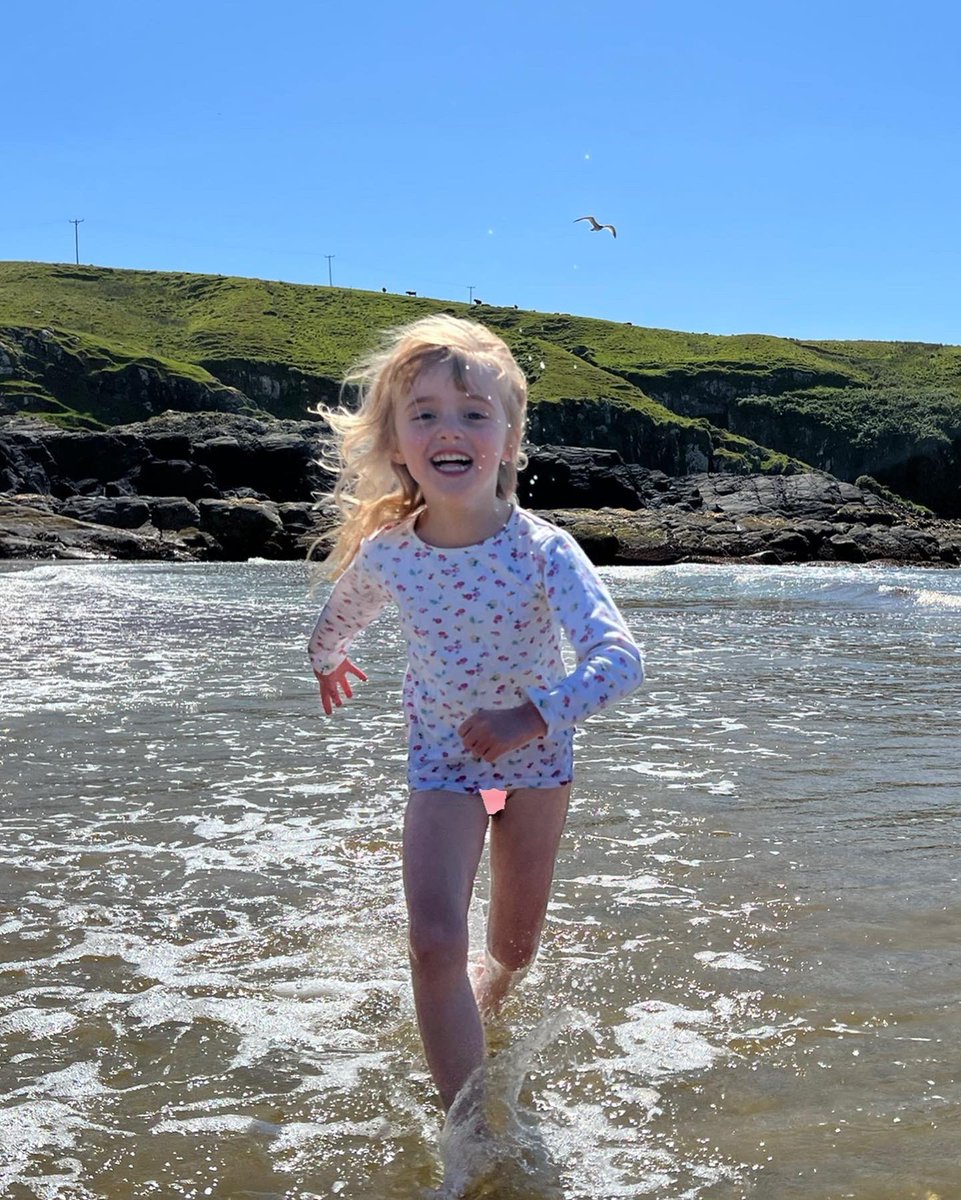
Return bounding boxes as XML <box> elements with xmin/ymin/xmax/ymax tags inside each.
<box><xmin>313</xmin><ymin>314</ymin><xmax>529</xmax><ymax>577</ymax></box>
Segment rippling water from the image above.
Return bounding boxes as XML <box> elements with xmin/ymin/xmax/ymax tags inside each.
<box><xmin>1</xmin><ymin>560</ymin><xmax>959</xmax><ymax>1199</ymax></box>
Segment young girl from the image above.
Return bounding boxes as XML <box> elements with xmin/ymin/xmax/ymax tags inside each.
<box><xmin>307</xmin><ymin>315</ymin><xmax>643</xmax><ymax>1111</ymax></box>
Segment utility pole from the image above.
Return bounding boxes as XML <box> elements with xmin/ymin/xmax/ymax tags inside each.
<box><xmin>324</xmin><ymin>255</ymin><xmax>335</xmax><ymax>286</ymax></box>
<box><xmin>467</xmin><ymin>285</ymin><xmax>475</xmax><ymax>304</ymax></box>
<box><xmin>69</xmin><ymin>218</ymin><xmax>84</xmax><ymax>265</ymax></box>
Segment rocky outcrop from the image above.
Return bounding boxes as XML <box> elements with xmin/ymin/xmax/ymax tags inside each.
<box><xmin>615</xmin><ymin>366</ymin><xmax>852</xmax><ymax>425</ymax></box>
<box><xmin>4</xmin><ymin>263</ymin><xmax>961</xmax><ymax>518</ymax></box>
<box><xmin>0</xmin><ymin>326</ymin><xmax>250</xmax><ymax>425</ymax></box>
<box><xmin>527</xmin><ymin>400</ymin><xmax>714</xmax><ymax>475</ymax></box>
<box><xmin>0</xmin><ymin>411</ymin><xmax>331</xmax><ymax>500</ymax></box>
<box><xmin>0</xmin><ymin>412</ymin><xmax>328</xmax><ymax>560</ymax></box>
<box><xmin>0</xmin><ymin>497</ymin><xmax>214</xmax><ymax>561</ymax></box>
<box><xmin>1</xmin><ymin>417</ymin><xmax>959</xmax><ymax>566</ymax></box>
<box><xmin>726</xmin><ymin>395</ymin><xmax>961</xmax><ymax>518</ymax></box>
<box><xmin>540</xmin><ymin>475</ymin><xmax>961</xmax><ymax>567</ymax></box>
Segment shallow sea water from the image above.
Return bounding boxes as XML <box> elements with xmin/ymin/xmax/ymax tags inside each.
<box><xmin>1</xmin><ymin>560</ymin><xmax>959</xmax><ymax>1199</ymax></box>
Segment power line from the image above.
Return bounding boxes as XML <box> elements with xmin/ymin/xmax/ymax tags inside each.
<box><xmin>69</xmin><ymin>218</ymin><xmax>84</xmax><ymax>265</ymax></box>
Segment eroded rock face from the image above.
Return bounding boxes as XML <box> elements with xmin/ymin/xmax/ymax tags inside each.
<box><xmin>1</xmin><ymin>416</ymin><xmax>959</xmax><ymax>566</ymax></box>
<box><xmin>0</xmin><ymin>413</ymin><xmax>330</xmax><ymax>559</ymax></box>
<box><xmin>0</xmin><ymin>413</ymin><xmax>332</xmax><ymax>500</ymax></box>
<box><xmin>58</xmin><ymin>496</ymin><xmax>152</xmax><ymax>529</ymax></box>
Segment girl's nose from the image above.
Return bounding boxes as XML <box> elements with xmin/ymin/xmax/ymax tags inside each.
<box><xmin>436</xmin><ymin>415</ymin><xmax>462</xmax><ymax>439</ymax></box>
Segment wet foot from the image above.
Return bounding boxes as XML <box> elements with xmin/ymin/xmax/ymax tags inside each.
<box><xmin>468</xmin><ymin>951</ymin><xmax>518</xmax><ymax>1021</ymax></box>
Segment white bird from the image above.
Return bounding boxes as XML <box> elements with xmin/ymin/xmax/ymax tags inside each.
<box><xmin>575</xmin><ymin>215</ymin><xmax>617</xmax><ymax>238</ymax></box>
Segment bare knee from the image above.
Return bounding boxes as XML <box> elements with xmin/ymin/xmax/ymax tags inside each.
<box><xmin>489</xmin><ymin>930</ymin><xmax>539</xmax><ymax>973</ymax></box>
<box><xmin>408</xmin><ymin>914</ymin><xmax>469</xmax><ymax>978</ymax></box>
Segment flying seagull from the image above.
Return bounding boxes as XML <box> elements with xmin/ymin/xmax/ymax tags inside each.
<box><xmin>575</xmin><ymin>215</ymin><xmax>617</xmax><ymax>238</ymax></box>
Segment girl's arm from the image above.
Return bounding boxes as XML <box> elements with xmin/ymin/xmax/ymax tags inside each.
<box><xmin>526</xmin><ymin>531</ymin><xmax>644</xmax><ymax>732</ymax></box>
<box><xmin>307</xmin><ymin>542</ymin><xmax>390</xmax><ymax>708</ymax></box>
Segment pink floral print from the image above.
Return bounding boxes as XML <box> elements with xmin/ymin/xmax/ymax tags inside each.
<box><xmin>308</xmin><ymin>507</ymin><xmax>643</xmax><ymax>794</ymax></box>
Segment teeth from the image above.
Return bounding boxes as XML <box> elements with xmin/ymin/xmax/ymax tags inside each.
<box><xmin>432</xmin><ymin>454</ymin><xmax>471</xmax><ymax>465</ymax></box>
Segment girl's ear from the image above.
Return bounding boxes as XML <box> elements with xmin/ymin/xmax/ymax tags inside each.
<box><xmin>502</xmin><ymin>431</ymin><xmax>521</xmax><ymax>466</ymax></box>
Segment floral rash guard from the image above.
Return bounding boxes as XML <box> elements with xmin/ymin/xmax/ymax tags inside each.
<box><xmin>308</xmin><ymin>506</ymin><xmax>644</xmax><ymax>795</ymax></box>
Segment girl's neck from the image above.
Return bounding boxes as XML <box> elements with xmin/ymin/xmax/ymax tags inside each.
<box><xmin>414</xmin><ymin>498</ymin><xmax>512</xmax><ymax>548</ymax></box>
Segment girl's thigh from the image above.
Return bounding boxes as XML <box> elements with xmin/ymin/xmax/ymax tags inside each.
<box><xmin>402</xmin><ymin>790</ymin><xmax>489</xmax><ymax>920</ymax></box>
<box><xmin>487</xmin><ymin>784</ymin><xmax>571</xmax><ymax>943</ymax></box>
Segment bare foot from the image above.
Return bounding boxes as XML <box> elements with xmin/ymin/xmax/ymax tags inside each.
<box><xmin>469</xmin><ymin>950</ymin><xmax>521</xmax><ymax>1021</ymax></box>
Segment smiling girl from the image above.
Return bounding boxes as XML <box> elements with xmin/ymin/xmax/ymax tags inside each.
<box><xmin>307</xmin><ymin>315</ymin><xmax>643</xmax><ymax>1110</ymax></box>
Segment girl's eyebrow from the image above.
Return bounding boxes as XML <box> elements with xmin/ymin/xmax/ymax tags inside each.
<box><xmin>404</xmin><ymin>392</ymin><xmax>495</xmax><ymax>408</ymax></box>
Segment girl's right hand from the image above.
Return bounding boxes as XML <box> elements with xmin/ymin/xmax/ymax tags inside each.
<box><xmin>314</xmin><ymin>658</ymin><xmax>368</xmax><ymax>716</ymax></box>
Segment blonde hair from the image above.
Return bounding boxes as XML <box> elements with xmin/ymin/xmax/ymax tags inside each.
<box><xmin>313</xmin><ymin>314</ymin><xmax>529</xmax><ymax>577</ymax></box>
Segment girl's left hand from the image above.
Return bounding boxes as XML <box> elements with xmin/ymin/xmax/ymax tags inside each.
<box><xmin>458</xmin><ymin>701</ymin><xmax>548</xmax><ymax>763</ymax></box>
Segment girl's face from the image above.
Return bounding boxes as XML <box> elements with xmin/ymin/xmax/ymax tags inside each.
<box><xmin>391</xmin><ymin>360</ymin><xmax>517</xmax><ymax>510</ymax></box>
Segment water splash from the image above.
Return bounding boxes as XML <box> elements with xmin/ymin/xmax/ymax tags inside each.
<box><xmin>426</xmin><ymin>1010</ymin><xmax>581</xmax><ymax>1199</ymax></box>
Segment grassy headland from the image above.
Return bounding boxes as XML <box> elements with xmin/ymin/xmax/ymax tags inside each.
<box><xmin>2</xmin><ymin>261</ymin><xmax>960</xmax><ymax>513</ymax></box>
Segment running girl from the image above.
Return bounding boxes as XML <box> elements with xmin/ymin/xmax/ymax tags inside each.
<box><xmin>307</xmin><ymin>315</ymin><xmax>643</xmax><ymax>1110</ymax></box>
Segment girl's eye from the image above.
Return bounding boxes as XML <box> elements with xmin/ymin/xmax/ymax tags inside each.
<box><xmin>466</xmin><ymin>410</ymin><xmax>489</xmax><ymax>421</ymax></box>
<box><xmin>411</xmin><ymin>411</ymin><xmax>434</xmax><ymax>422</ymax></box>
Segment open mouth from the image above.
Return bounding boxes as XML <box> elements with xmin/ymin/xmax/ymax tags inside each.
<box><xmin>430</xmin><ymin>453</ymin><xmax>473</xmax><ymax>475</ymax></box>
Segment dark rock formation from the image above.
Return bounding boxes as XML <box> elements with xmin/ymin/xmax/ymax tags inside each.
<box><xmin>1</xmin><ymin>415</ymin><xmax>959</xmax><ymax>566</ymax></box>
<box><xmin>0</xmin><ymin>497</ymin><xmax>212</xmax><ymax>561</ymax></box>
<box><xmin>59</xmin><ymin>496</ymin><xmax>152</xmax><ymax>528</ymax></box>
<box><xmin>725</xmin><ymin>397</ymin><xmax>961</xmax><ymax>519</ymax></box>
<box><xmin>146</xmin><ymin>497</ymin><xmax>202</xmax><ymax>530</ymax></box>
<box><xmin>0</xmin><ymin>412</ymin><xmax>331</xmax><ymax>500</ymax></box>
<box><xmin>527</xmin><ymin>401</ymin><xmax>714</xmax><ymax>476</ymax></box>
<box><xmin>196</xmin><ymin>498</ymin><xmax>287</xmax><ymax>559</ymax></box>
<box><xmin>0</xmin><ymin>412</ymin><xmax>332</xmax><ymax>560</ymax></box>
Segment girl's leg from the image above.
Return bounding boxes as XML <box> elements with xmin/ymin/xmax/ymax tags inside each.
<box><xmin>403</xmin><ymin>789</ymin><xmax>490</xmax><ymax>1110</ymax></box>
<box><xmin>478</xmin><ymin>783</ymin><xmax>571</xmax><ymax>1016</ymax></box>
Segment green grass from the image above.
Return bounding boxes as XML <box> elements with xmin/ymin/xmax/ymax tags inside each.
<box><xmin>736</xmin><ymin>386</ymin><xmax>961</xmax><ymax>448</ymax></box>
<box><xmin>0</xmin><ymin>261</ymin><xmax>730</xmax><ymax>431</ymax></box>
<box><xmin>3</xmin><ymin>260</ymin><xmax>961</xmax><ymax>492</ymax></box>
<box><xmin>5</xmin><ymin>260</ymin><xmax>960</xmax><ymax>407</ymax></box>
<box><xmin>5</xmin><ymin>261</ymin><xmax>960</xmax><ymax>392</ymax></box>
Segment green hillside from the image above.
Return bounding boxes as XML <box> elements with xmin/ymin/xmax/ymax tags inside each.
<box><xmin>2</xmin><ymin>261</ymin><xmax>960</xmax><ymax>513</ymax></box>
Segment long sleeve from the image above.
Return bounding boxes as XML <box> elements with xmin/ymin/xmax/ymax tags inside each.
<box><xmin>525</xmin><ymin>532</ymin><xmax>644</xmax><ymax>733</ymax></box>
<box><xmin>307</xmin><ymin>541</ymin><xmax>391</xmax><ymax>675</ymax></box>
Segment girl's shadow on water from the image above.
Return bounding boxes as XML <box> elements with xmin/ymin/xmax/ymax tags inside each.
<box><xmin>423</xmin><ymin>1012</ymin><xmax>575</xmax><ymax>1200</ymax></box>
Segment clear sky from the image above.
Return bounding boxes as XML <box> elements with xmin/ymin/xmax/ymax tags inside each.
<box><xmin>6</xmin><ymin>0</ymin><xmax>960</xmax><ymax>344</ymax></box>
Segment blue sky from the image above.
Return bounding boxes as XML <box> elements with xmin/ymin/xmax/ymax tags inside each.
<box><xmin>6</xmin><ymin>0</ymin><xmax>960</xmax><ymax>343</ymax></box>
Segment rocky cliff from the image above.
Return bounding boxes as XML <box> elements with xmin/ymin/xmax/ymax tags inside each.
<box><xmin>3</xmin><ymin>262</ymin><xmax>961</xmax><ymax>516</ymax></box>
<box><xmin>2</xmin><ymin>262</ymin><xmax>961</xmax><ymax>564</ymax></box>
<box><xmin>2</xmin><ymin>414</ymin><xmax>958</xmax><ymax>566</ymax></box>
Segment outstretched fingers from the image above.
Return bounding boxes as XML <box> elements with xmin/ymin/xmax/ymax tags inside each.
<box><xmin>316</xmin><ymin>658</ymin><xmax>367</xmax><ymax>716</ymax></box>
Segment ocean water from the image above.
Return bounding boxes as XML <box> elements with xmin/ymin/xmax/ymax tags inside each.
<box><xmin>1</xmin><ymin>559</ymin><xmax>959</xmax><ymax>1200</ymax></box>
